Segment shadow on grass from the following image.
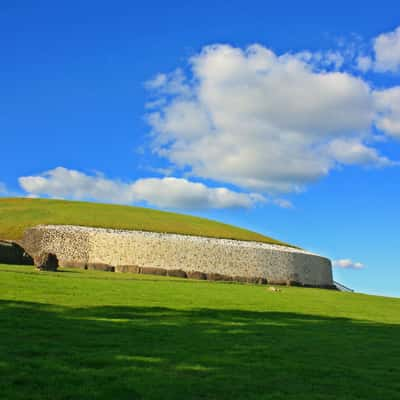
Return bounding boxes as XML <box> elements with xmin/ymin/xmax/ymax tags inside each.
<box><xmin>0</xmin><ymin>300</ymin><xmax>399</xmax><ymax>400</ymax></box>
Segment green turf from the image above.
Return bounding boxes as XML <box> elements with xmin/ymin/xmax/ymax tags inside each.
<box><xmin>1</xmin><ymin>264</ymin><xmax>399</xmax><ymax>400</ymax></box>
<box><xmin>0</xmin><ymin>197</ymin><xmax>291</xmax><ymax>246</ymax></box>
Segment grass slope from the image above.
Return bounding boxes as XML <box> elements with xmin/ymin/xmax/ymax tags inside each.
<box><xmin>0</xmin><ymin>197</ymin><xmax>290</xmax><ymax>246</ymax></box>
<box><xmin>1</xmin><ymin>264</ymin><xmax>399</xmax><ymax>400</ymax></box>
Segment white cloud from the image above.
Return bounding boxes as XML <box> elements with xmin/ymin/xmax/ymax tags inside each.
<box><xmin>373</xmin><ymin>26</ymin><xmax>400</xmax><ymax>72</ymax></box>
<box><xmin>323</xmin><ymin>51</ymin><xmax>345</xmax><ymax>69</ymax></box>
<box><xmin>18</xmin><ymin>167</ymin><xmax>267</xmax><ymax>210</ymax></box>
<box><xmin>333</xmin><ymin>259</ymin><xmax>364</xmax><ymax>269</ymax></box>
<box><xmin>0</xmin><ymin>182</ymin><xmax>8</xmax><ymax>196</ymax></box>
<box><xmin>19</xmin><ymin>167</ymin><xmax>133</xmax><ymax>204</ymax></box>
<box><xmin>145</xmin><ymin>73</ymin><xmax>167</xmax><ymax>89</ymax></box>
<box><xmin>374</xmin><ymin>87</ymin><xmax>400</xmax><ymax>137</ymax></box>
<box><xmin>145</xmin><ymin>69</ymin><xmax>190</xmax><ymax>96</ymax></box>
<box><xmin>272</xmin><ymin>198</ymin><xmax>293</xmax><ymax>209</ymax></box>
<box><xmin>295</xmin><ymin>50</ymin><xmax>345</xmax><ymax>70</ymax></box>
<box><xmin>356</xmin><ymin>55</ymin><xmax>372</xmax><ymax>72</ymax></box>
<box><xmin>146</xmin><ymin>44</ymin><xmax>393</xmax><ymax>193</ymax></box>
<box><xmin>132</xmin><ymin>177</ymin><xmax>265</xmax><ymax>209</ymax></box>
<box><xmin>327</xmin><ymin>138</ymin><xmax>392</xmax><ymax>166</ymax></box>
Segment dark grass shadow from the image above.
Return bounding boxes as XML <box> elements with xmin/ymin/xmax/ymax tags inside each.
<box><xmin>0</xmin><ymin>300</ymin><xmax>399</xmax><ymax>400</ymax></box>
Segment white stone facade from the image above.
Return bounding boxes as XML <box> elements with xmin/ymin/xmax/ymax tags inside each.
<box><xmin>22</xmin><ymin>225</ymin><xmax>333</xmax><ymax>287</ymax></box>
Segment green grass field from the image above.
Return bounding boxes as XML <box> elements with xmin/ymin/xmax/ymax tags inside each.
<box><xmin>1</xmin><ymin>264</ymin><xmax>399</xmax><ymax>400</ymax></box>
<box><xmin>0</xmin><ymin>197</ymin><xmax>290</xmax><ymax>246</ymax></box>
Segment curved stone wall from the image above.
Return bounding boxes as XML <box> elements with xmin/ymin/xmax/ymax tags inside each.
<box><xmin>22</xmin><ymin>225</ymin><xmax>333</xmax><ymax>287</ymax></box>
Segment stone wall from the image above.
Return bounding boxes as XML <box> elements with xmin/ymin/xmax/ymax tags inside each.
<box><xmin>22</xmin><ymin>225</ymin><xmax>334</xmax><ymax>287</ymax></box>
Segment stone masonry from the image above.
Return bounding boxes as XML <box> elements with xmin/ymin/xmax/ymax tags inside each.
<box><xmin>22</xmin><ymin>225</ymin><xmax>334</xmax><ymax>287</ymax></box>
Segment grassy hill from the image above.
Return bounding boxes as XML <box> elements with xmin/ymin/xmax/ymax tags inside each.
<box><xmin>0</xmin><ymin>264</ymin><xmax>399</xmax><ymax>400</ymax></box>
<box><xmin>0</xmin><ymin>197</ymin><xmax>291</xmax><ymax>246</ymax></box>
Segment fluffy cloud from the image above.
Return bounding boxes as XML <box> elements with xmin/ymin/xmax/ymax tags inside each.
<box><xmin>373</xmin><ymin>26</ymin><xmax>400</xmax><ymax>72</ymax></box>
<box><xmin>327</xmin><ymin>138</ymin><xmax>392</xmax><ymax>166</ymax></box>
<box><xmin>146</xmin><ymin>44</ymin><xmax>392</xmax><ymax>193</ymax></box>
<box><xmin>333</xmin><ymin>259</ymin><xmax>364</xmax><ymax>269</ymax></box>
<box><xmin>20</xmin><ymin>168</ymin><xmax>132</xmax><ymax>203</ymax></box>
<box><xmin>133</xmin><ymin>177</ymin><xmax>265</xmax><ymax>209</ymax></box>
<box><xmin>374</xmin><ymin>87</ymin><xmax>400</xmax><ymax>137</ymax></box>
<box><xmin>18</xmin><ymin>167</ymin><xmax>266</xmax><ymax>210</ymax></box>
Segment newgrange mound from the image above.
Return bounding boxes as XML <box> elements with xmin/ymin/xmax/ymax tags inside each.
<box><xmin>0</xmin><ymin>198</ymin><xmax>291</xmax><ymax>245</ymax></box>
<box><xmin>1</xmin><ymin>198</ymin><xmax>333</xmax><ymax>287</ymax></box>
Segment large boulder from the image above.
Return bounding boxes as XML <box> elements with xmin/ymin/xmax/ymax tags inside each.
<box><xmin>34</xmin><ymin>252</ymin><xmax>59</xmax><ymax>271</ymax></box>
<box><xmin>206</xmin><ymin>273</ymin><xmax>226</xmax><ymax>281</ymax></box>
<box><xmin>86</xmin><ymin>263</ymin><xmax>115</xmax><ymax>272</ymax></box>
<box><xmin>115</xmin><ymin>265</ymin><xmax>140</xmax><ymax>273</ymax></box>
<box><xmin>140</xmin><ymin>267</ymin><xmax>167</xmax><ymax>276</ymax></box>
<box><xmin>60</xmin><ymin>260</ymin><xmax>88</xmax><ymax>269</ymax></box>
<box><xmin>167</xmin><ymin>269</ymin><xmax>187</xmax><ymax>278</ymax></box>
<box><xmin>187</xmin><ymin>271</ymin><xmax>207</xmax><ymax>280</ymax></box>
<box><xmin>0</xmin><ymin>240</ymin><xmax>33</xmax><ymax>265</ymax></box>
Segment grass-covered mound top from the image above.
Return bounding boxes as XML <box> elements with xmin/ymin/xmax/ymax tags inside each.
<box><xmin>0</xmin><ymin>197</ymin><xmax>291</xmax><ymax>246</ymax></box>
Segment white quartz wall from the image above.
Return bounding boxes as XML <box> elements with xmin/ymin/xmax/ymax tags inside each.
<box><xmin>22</xmin><ymin>225</ymin><xmax>333</xmax><ymax>287</ymax></box>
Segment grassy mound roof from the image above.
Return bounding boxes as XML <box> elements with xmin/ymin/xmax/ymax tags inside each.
<box><xmin>0</xmin><ymin>197</ymin><xmax>292</xmax><ymax>246</ymax></box>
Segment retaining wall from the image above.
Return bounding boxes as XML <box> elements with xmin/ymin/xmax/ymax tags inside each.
<box><xmin>22</xmin><ymin>225</ymin><xmax>334</xmax><ymax>287</ymax></box>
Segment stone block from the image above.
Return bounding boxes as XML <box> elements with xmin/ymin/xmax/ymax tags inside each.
<box><xmin>140</xmin><ymin>267</ymin><xmax>167</xmax><ymax>276</ymax></box>
<box><xmin>187</xmin><ymin>271</ymin><xmax>207</xmax><ymax>280</ymax></box>
<box><xmin>286</xmin><ymin>280</ymin><xmax>302</xmax><ymax>287</ymax></box>
<box><xmin>166</xmin><ymin>269</ymin><xmax>187</xmax><ymax>278</ymax></box>
<box><xmin>35</xmin><ymin>252</ymin><xmax>58</xmax><ymax>271</ymax></box>
<box><xmin>115</xmin><ymin>265</ymin><xmax>140</xmax><ymax>273</ymax></box>
<box><xmin>61</xmin><ymin>260</ymin><xmax>87</xmax><ymax>269</ymax></box>
<box><xmin>87</xmin><ymin>263</ymin><xmax>115</xmax><ymax>272</ymax></box>
<box><xmin>232</xmin><ymin>276</ymin><xmax>249</xmax><ymax>284</ymax></box>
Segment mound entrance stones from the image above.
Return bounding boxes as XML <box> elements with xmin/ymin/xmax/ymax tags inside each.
<box><xmin>34</xmin><ymin>252</ymin><xmax>59</xmax><ymax>271</ymax></box>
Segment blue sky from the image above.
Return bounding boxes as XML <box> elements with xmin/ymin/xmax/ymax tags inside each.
<box><xmin>2</xmin><ymin>1</ymin><xmax>400</xmax><ymax>297</ymax></box>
